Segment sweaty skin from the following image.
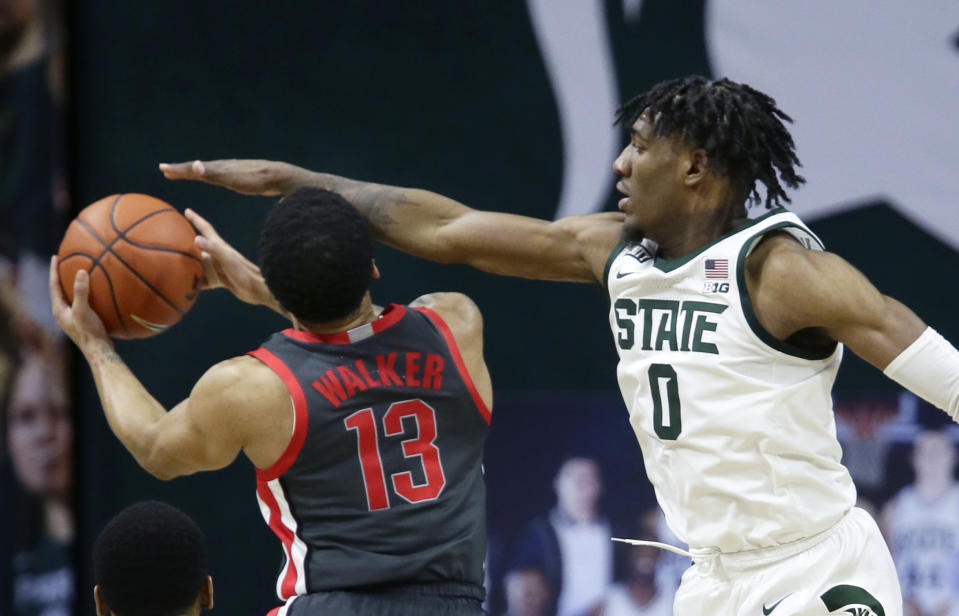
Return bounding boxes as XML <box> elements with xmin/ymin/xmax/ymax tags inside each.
<box><xmin>161</xmin><ymin>155</ymin><xmax>927</xmax><ymax>373</ymax></box>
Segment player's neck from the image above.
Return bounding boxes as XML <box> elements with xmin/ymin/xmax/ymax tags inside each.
<box><xmin>297</xmin><ymin>295</ymin><xmax>378</xmax><ymax>334</ymax></box>
<box><xmin>656</xmin><ymin>198</ymin><xmax>747</xmax><ymax>259</ymax></box>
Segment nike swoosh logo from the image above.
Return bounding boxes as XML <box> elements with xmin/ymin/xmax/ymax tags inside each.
<box><xmin>762</xmin><ymin>594</ymin><xmax>792</xmax><ymax>615</ymax></box>
<box><xmin>130</xmin><ymin>314</ymin><xmax>170</xmax><ymax>332</ymax></box>
<box><xmin>615</xmin><ymin>271</ymin><xmax>635</xmax><ymax>279</ymax></box>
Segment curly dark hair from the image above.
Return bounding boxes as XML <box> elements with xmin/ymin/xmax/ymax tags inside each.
<box><xmin>259</xmin><ymin>187</ymin><xmax>373</xmax><ymax>323</ymax></box>
<box><xmin>615</xmin><ymin>75</ymin><xmax>806</xmax><ymax>208</ymax></box>
<box><xmin>93</xmin><ymin>501</ymin><xmax>207</xmax><ymax>616</ymax></box>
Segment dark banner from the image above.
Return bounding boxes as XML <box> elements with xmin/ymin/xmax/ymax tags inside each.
<box><xmin>1</xmin><ymin>0</ymin><xmax>73</xmax><ymax>614</ymax></box>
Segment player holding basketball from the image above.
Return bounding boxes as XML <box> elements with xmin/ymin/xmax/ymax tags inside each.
<box><xmin>163</xmin><ymin>76</ymin><xmax>959</xmax><ymax>616</ymax></box>
<box><xmin>50</xmin><ymin>188</ymin><xmax>492</xmax><ymax>615</ymax></box>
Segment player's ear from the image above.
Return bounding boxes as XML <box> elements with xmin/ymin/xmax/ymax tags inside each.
<box><xmin>683</xmin><ymin>148</ymin><xmax>709</xmax><ymax>187</ymax></box>
<box><xmin>199</xmin><ymin>575</ymin><xmax>214</xmax><ymax>610</ymax></box>
<box><xmin>371</xmin><ymin>260</ymin><xmax>381</xmax><ymax>280</ymax></box>
<box><xmin>93</xmin><ymin>586</ymin><xmax>111</xmax><ymax>616</ymax></box>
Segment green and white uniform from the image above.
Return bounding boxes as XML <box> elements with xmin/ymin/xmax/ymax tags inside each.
<box><xmin>605</xmin><ymin>208</ymin><xmax>900</xmax><ymax>615</ymax></box>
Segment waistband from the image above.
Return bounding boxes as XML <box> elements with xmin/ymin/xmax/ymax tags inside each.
<box><xmin>354</xmin><ymin>581</ymin><xmax>485</xmax><ymax>601</ymax></box>
<box><xmin>613</xmin><ymin>508</ymin><xmax>854</xmax><ymax>570</ymax></box>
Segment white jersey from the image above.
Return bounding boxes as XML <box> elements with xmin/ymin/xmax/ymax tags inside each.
<box><xmin>605</xmin><ymin>208</ymin><xmax>856</xmax><ymax>553</ymax></box>
<box><xmin>886</xmin><ymin>483</ymin><xmax>959</xmax><ymax>613</ymax></box>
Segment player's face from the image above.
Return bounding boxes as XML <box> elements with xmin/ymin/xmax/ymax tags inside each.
<box><xmin>613</xmin><ymin>112</ymin><xmax>689</xmax><ymax>243</ymax></box>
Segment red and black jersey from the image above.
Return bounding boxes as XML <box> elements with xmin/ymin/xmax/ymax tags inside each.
<box><xmin>249</xmin><ymin>304</ymin><xmax>490</xmax><ymax>602</ymax></box>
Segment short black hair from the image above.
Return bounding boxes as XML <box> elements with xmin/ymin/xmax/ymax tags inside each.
<box><xmin>616</xmin><ymin>75</ymin><xmax>805</xmax><ymax>208</ymax></box>
<box><xmin>93</xmin><ymin>501</ymin><xmax>207</xmax><ymax>616</ymax></box>
<box><xmin>259</xmin><ymin>187</ymin><xmax>373</xmax><ymax>323</ymax></box>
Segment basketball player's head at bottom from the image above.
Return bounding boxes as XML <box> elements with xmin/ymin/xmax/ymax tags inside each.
<box><xmin>93</xmin><ymin>501</ymin><xmax>213</xmax><ymax>616</ymax></box>
<box><xmin>259</xmin><ymin>187</ymin><xmax>378</xmax><ymax>329</ymax></box>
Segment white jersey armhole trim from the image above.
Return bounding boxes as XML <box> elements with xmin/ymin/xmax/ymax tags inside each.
<box><xmin>736</xmin><ymin>220</ymin><xmax>839</xmax><ymax>361</ymax></box>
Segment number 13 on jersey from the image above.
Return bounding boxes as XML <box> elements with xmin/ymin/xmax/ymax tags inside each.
<box><xmin>344</xmin><ymin>399</ymin><xmax>447</xmax><ymax>511</ymax></box>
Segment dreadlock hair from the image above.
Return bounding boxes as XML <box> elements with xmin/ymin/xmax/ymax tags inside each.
<box><xmin>259</xmin><ymin>187</ymin><xmax>374</xmax><ymax>324</ymax></box>
<box><xmin>615</xmin><ymin>76</ymin><xmax>806</xmax><ymax>209</ymax></box>
<box><xmin>93</xmin><ymin>501</ymin><xmax>208</xmax><ymax>616</ymax></box>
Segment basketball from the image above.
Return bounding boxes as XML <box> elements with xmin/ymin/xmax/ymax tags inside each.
<box><xmin>56</xmin><ymin>193</ymin><xmax>204</xmax><ymax>339</ymax></box>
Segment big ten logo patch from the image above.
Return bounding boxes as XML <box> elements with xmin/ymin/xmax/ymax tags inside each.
<box><xmin>702</xmin><ymin>281</ymin><xmax>730</xmax><ymax>294</ymax></box>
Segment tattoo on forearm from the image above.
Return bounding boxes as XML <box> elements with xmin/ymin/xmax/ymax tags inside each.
<box><xmin>90</xmin><ymin>348</ymin><xmax>123</xmax><ymax>368</ymax></box>
<box><xmin>297</xmin><ymin>172</ymin><xmax>425</xmax><ymax>235</ymax></box>
<box><xmin>352</xmin><ymin>185</ymin><xmax>422</xmax><ymax>232</ymax></box>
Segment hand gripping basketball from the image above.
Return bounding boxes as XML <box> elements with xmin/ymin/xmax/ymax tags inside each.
<box><xmin>56</xmin><ymin>194</ymin><xmax>204</xmax><ymax>339</ymax></box>
<box><xmin>49</xmin><ymin>257</ymin><xmax>110</xmax><ymax>349</ymax></box>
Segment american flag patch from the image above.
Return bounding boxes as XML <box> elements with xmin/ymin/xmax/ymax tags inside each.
<box><xmin>705</xmin><ymin>259</ymin><xmax>729</xmax><ymax>278</ymax></box>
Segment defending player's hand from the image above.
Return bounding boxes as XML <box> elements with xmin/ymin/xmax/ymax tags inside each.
<box><xmin>183</xmin><ymin>208</ymin><xmax>278</xmax><ymax>310</ymax></box>
<box><xmin>159</xmin><ymin>159</ymin><xmax>286</xmax><ymax>196</ymax></box>
<box><xmin>49</xmin><ymin>256</ymin><xmax>111</xmax><ymax>350</ymax></box>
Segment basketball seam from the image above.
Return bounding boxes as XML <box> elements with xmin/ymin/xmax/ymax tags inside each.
<box><xmin>58</xmin><ymin>251</ymin><xmax>98</xmax><ymax>263</ymax></box>
<box><xmin>56</xmin><ymin>251</ymin><xmax>127</xmax><ymax>333</ymax></box>
<box><xmin>92</xmin><ymin>261</ymin><xmax>130</xmax><ymax>336</ymax></box>
<box><xmin>110</xmin><ymin>194</ymin><xmax>171</xmax><ymax>234</ymax></box>
<box><xmin>81</xmin><ymin>196</ymin><xmax>130</xmax><ymax>272</ymax></box>
<box><xmin>120</xmin><ymin>235</ymin><xmax>203</xmax><ymax>261</ymax></box>
<box><xmin>57</xmin><ymin>251</ymin><xmax>127</xmax><ymax>331</ymax></box>
<box><xmin>74</xmin><ymin>217</ymin><xmax>185</xmax><ymax>317</ymax></box>
<box><xmin>109</xmin><ymin>199</ymin><xmax>202</xmax><ymax>262</ymax></box>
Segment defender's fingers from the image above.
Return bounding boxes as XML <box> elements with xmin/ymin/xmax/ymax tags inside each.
<box><xmin>158</xmin><ymin>161</ymin><xmax>201</xmax><ymax>179</ymax></box>
<box><xmin>72</xmin><ymin>269</ymin><xmax>90</xmax><ymax>308</ymax></box>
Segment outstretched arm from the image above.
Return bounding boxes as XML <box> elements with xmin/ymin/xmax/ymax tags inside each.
<box><xmin>50</xmin><ymin>258</ymin><xmax>289</xmax><ymax>479</ymax></box>
<box><xmin>161</xmin><ymin>159</ymin><xmax>624</xmax><ymax>283</ymax></box>
<box><xmin>746</xmin><ymin>234</ymin><xmax>959</xmax><ymax>417</ymax></box>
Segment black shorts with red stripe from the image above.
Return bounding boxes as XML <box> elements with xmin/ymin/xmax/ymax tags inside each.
<box><xmin>279</xmin><ymin>582</ymin><xmax>486</xmax><ymax>616</ymax></box>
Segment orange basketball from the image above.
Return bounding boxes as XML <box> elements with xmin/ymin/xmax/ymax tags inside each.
<box><xmin>57</xmin><ymin>193</ymin><xmax>204</xmax><ymax>339</ymax></box>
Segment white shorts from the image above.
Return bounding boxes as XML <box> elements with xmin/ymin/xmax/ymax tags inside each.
<box><xmin>673</xmin><ymin>508</ymin><xmax>902</xmax><ymax>616</ymax></box>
